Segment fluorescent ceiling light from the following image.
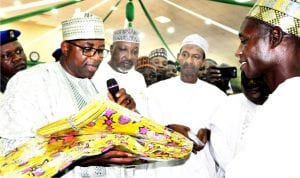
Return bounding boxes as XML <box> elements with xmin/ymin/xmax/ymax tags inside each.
<box><xmin>235</xmin><ymin>0</ymin><xmax>251</xmax><ymax>2</ymax></box>
<box><xmin>155</xmin><ymin>16</ymin><xmax>171</xmax><ymax>23</ymax></box>
<box><xmin>106</xmin><ymin>28</ymin><xmax>114</xmax><ymax>35</ymax></box>
<box><xmin>111</xmin><ymin>6</ymin><xmax>118</xmax><ymax>11</ymax></box>
<box><xmin>51</xmin><ymin>8</ymin><xmax>59</xmax><ymax>15</ymax></box>
<box><xmin>139</xmin><ymin>32</ymin><xmax>145</xmax><ymax>40</ymax></box>
<box><xmin>167</xmin><ymin>26</ymin><xmax>175</xmax><ymax>33</ymax></box>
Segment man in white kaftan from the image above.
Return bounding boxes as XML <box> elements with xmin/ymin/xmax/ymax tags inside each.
<box><xmin>0</xmin><ymin>13</ymin><xmax>137</xmax><ymax>178</ymax></box>
<box><xmin>209</xmin><ymin>72</ymin><xmax>270</xmax><ymax>177</ymax></box>
<box><xmin>92</xmin><ymin>59</ymin><xmax>147</xmax><ymax>114</ymax></box>
<box><xmin>145</xmin><ymin>34</ymin><xmax>227</xmax><ymax>178</ymax></box>
<box><xmin>225</xmin><ymin>0</ymin><xmax>300</xmax><ymax>177</ymax></box>
<box><xmin>92</xmin><ymin>28</ymin><xmax>147</xmax><ymax>115</ymax></box>
<box><xmin>226</xmin><ymin>78</ymin><xmax>300</xmax><ymax>177</ymax></box>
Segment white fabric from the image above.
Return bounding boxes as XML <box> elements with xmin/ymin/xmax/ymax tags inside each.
<box><xmin>226</xmin><ymin>77</ymin><xmax>300</xmax><ymax>178</ymax></box>
<box><xmin>209</xmin><ymin>94</ymin><xmax>261</xmax><ymax>177</ymax></box>
<box><xmin>144</xmin><ymin>76</ymin><xmax>227</xmax><ymax>178</ymax></box>
<box><xmin>92</xmin><ymin>60</ymin><xmax>147</xmax><ymax>114</ymax></box>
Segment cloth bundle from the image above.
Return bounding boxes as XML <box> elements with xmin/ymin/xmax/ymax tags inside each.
<box><xmin>0</xmin><ymin>97</ymin><xmax>193</xmax><ymax>177</ymax></box>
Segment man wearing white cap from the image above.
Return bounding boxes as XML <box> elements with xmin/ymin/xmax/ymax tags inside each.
<box><xmin>225</xmin><ymin>0</ymin><xmax>300</xmax><ymax>177</ymax></box>
<box><xmin>0</xmin><ymin>12</ymin><xmax>137</xmax><ymax>177</ymax></box>
<box><xmin>145</xmin><ymin>34</ymin><xmax>226</xmax><ymax>177</ymax></box>
<box><xmin>92</xmin><ymin>27</ymin><xmax>147</xmax><ymax>114</ymax></box>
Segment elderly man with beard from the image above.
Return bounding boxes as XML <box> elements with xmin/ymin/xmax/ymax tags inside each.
<box><xmin>0</xmin><ymin>29</ymin><xmax>27</xmax><ymax>93</ymax></box>
<box><xmin>92</xmin><ymin>28</ymin><xmax>147</xmax><ymax>114</ymax></box>
<box><xmin>145</xmin><ymin>34</ymin><xmax>226</xmax><ymax>178</ymax></box>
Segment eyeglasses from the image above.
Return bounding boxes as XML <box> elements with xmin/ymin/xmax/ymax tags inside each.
<box><xmin>67</xmin><ymin>41</ymin><xmax>109</xmax><ymax>58</ymax></box>
<box><xmin>1</xmin><ymin>48</ymin><xmax>24</xmax><ymax>61</ymax></box>
<box><xmin>179</xmin><ymin>51</ymin><xmax>203</xmax><ymax>61</ymax></box>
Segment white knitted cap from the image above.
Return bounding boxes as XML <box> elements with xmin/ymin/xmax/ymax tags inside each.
<box><xmin>113</xmin><ymin>28</ymin><xmax>140</xmax><ymax>43</ymax></box>
<box><xmin>62</xmin><ymin>12</ymin><xmax>105</xmax><ymax>41</ymax></box>
<box><xmin>181</xmin><ymin>34</ymin><xmax>208</xmax><ymax>55</ymax></box>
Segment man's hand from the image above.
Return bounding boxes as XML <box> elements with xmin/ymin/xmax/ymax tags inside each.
<box><xmin>206</xmin><ymin>67</ymin><xmax>222</xmax><ymax>84</ymax></box>
<box><xmin>77</xmin><ymin>150</ymin><xmax>138</xmax><ymax>167</ymax></box>
<box><xmin>107</xmin><ymin>88</ymin><xmax>136</xmax><ymax>111</ymax></box>
<box><xmin>166</xmin><ymin>124</ymin><xmax>204</xmax><ymax>154</ymax></box>
<box><xmin>194</xmin><ymin>128</ymin><xmax>211</xmax><ymax>152</ymax></box>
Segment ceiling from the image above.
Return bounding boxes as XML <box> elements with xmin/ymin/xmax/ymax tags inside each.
<box><xmin>0</xmin><ymin>0</ymin><xmax>254</xmax><ymax>67</ymax></box>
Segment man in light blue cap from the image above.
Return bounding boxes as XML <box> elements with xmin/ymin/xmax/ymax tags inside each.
<box><xmin>0</xmin><ymin>29</ymin><xmax>27</xmax><ymax>93</ymax></box>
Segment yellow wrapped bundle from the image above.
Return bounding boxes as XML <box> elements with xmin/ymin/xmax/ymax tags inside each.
<box><xmin>0</xmin><ymin>97</ymin><xmax>193</xmax><ymax>177</ymax></box>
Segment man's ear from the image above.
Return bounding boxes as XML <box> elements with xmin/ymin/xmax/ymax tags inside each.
<box><xmin>61</xmin><ymin>41</ymin><xmax>69</xmax><ymax>56</ymax></box>
<box><xmin>270</xmin><ymin>26</ymin><xmax>284</xmax><ymax>48</ymax></box>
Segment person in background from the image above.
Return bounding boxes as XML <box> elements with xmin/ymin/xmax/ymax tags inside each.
<box><xmin>135</xmin><ymin>56</ymin><xmax>157</xmax><ymax>86</ymax></box>
<box><xmin>146</xmin><ymin>34</ymin><xmax>227</xmax><ymax>178</ymax></box>
<box><xmin>198</xmin><ymin>58</ymin><xmax>217</xmax><ymax>81</ymax></box>
<box><xmin>0</xmin><ymin>29</ymin><xmax>27</xmax><ymax>93</ymax></box>
<box><xmin>209</xmin><ymin>71</ymin><xmax>270</xmax><ymax>177</ymax></box>
<box><xmin>165</xmin><ymin>60</ymin><xmax>178</xmax><ymax>79</ymax></box>
<box><xmin>225</xmin><ymin>0</ymin><xmax>300</xmax><ymax>177</ymax></box>
<box><xmin>52</xmin><ymin>48</ymin><xmax>62</xmax><ymax>62</ymax></box>
<box><xmin>92</xmin><ymin>28</ymin><xmax>147</xmax><ymax>114</ymax></box>
<box><xmin>0</xmin><ymin>12</ymin><xmax>137</xmax><ymax>178</ymax></box>
<box><xmin>149</xmin><ymin>47</ymin><xmax>168</xmax><ymax>82</ymax></box>
<box><xmin>201</xmin><ymin>61</ymin><xmax>241</xmax><ymax>95</ymax></box>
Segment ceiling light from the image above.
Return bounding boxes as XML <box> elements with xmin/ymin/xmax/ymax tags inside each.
<box><xmin>14</xmin><ymin>0</ymin><xmax>22</xmax><ymax>7</ymax></box>
<box><xmin>111</xmin><ymin>6</ymin><xmax>118</xmax><ymax>11</ymax></box>
<box><xmin>139</xmin><ymin>32</ymin><xmax>145</xmax><ymax>40</ymax></box>
<box><xmin>74</xmin><ymin>8</ymin><xmax>81</xmax><ymax>14</ymax></box>
<box><xmin>106</xmin><ymin>28</ymin><xmax>114</xmax><ymax>35</ymax></box>
<box><xmin>155</xmin><ymin>16</ymin><xmax>171</xmax><ymax>24</ymax></box>
<box><xmin>235</xmin><ymin>0</ymin><xmax>251</xmax><ymax>2</ymax></box>
<box><xmin>167</xmin><ymin>26</ymin><xmax>175</xmax><ymax>34</ymax></box>
<box><xmin>0</xmin><ymin>11</ymin><xmax>6</xmax><ymax>17</ymax></box>
<box><xmin>51</xmin><ymin>8</ymin><xmax>59</xmax><ymax>15</ymax></box>
<box><xmin>205</xmin><ymin>19</ymin><xmax>212</xmax><ymax>25</ymax></box>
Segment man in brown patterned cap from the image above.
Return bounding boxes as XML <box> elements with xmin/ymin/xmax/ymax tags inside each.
<box><xmin>135</xmin><ymin>56</ymin><xmax>157</xmax><ymax>86</ymax></box>
<box><xmin>225</xmin><ymin>0</ymin><xmax>300</xmax><ymax>177</ymax></box>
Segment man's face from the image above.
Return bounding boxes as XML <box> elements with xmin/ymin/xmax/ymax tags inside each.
<box><xmin>198</xmin><ymin>60</ymin><xmax>216</xmax><ymax>80</ymax></box>
<box><xmin>236</xmin><ymin>18</ymin><xmax>275</xmax><ymax>78</ymax></box>
<box><xmin>1</xmin><ymin>41</ymin><xmax>27</xmax><ymax>78</ymax></box>
<box><xmin>151</xmin><ymin>56</ymin><xmax>167</xmax><ymax>76</ymax></box>
<box><xmin>166</xmin><ymin>63</ymin><xmax>177</xmax><ymax>78</ymax></box>
<box><xmin>177</xmin><ymin>44</ymin><xmax>204</xmax><ymax>83</ymax></box>
<box><xmin>61</xmin><ymin>39</ymin><xmax>105</xmax><ymax>79</ymax></box>
<box><xmin>110</xmin><ymin>41</ymin><xmax>139</xmax><ymax>73</ymax></box>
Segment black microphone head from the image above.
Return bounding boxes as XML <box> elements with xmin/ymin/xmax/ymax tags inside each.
<box><xmin>107</xmin><ymin>78</ymin><xmax>119</xmax><ymax>101</ymax></box>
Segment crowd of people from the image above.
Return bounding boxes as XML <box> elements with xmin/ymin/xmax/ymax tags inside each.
<box><xmin>1</xmin><ymin>0</ymin><xmax>300</xmax><ymax>177</ymax></box>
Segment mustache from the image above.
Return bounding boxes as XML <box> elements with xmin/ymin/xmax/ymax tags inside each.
<box><xmin>120</xmin><ymin>60</ymin><xmax>134</xmax><ymax>68</ymax></box>
<box><xmin>181</xmin><ymin>63</ymin><xmax>198</xmax><ymax>71</ymax></box>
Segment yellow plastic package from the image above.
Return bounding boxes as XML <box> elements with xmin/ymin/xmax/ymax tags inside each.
<box><xmin>0</xmin><ymin>97</ymin><xmax>192</xmax><ymax>177</ymax></box>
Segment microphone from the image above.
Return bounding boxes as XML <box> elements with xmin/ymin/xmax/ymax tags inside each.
<box><xmin>107</xmin><ymin>78</ymin><xmax>119</xmax><ymax>101</ymax></box>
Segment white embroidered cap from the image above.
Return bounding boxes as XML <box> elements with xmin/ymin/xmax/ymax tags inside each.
<box><xmin>62</xmin><ymin>12</ymin><xmax>105</xmax><ymax>41</ymax></box>
<box><xmin>113</xmin><ymin>28</ymin><xmax>140</xmax><ymax>43</ymax></box>
<box><xmin>181</xmin><ymin>34</ymin><xmax>209</xmax><ymax>55</ymax></box>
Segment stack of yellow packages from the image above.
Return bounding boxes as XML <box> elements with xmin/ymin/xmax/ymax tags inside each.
<box><xmin>0</xmin><ymin>97</ymin><xmax>193</xmax><ymax>177</ymax></box>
